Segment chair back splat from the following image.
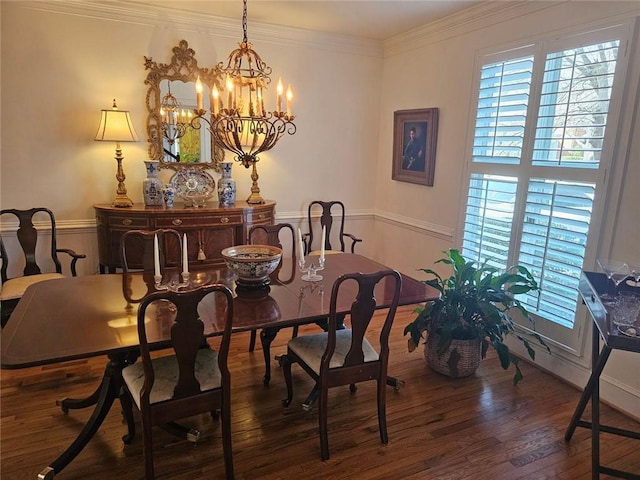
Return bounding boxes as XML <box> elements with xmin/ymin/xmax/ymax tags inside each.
<box><xmin>122</xmin><ymin>284</ymin><xmax>235</xmax><ymax>479</ymax></box>
<box><xmin>0</xmin><ymin>208</ymin><xmax>86</xmax><ymax>328</ymax></box>
<box><xmin>304</xmin><ymin>200</ymin><xmax>362</xmax><ymax>255</ymax></box>
<box><xmin>119</xmin><ymin>228</ymin><xmax>183</xmax><ymax>273</ymax></box>
<box><xmin>281</xmin><ymin>269</ymin><xmax>402</xmax><ymax>460</ymax></box>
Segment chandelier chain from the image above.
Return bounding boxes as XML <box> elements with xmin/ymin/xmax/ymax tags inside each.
<box><xmin>242</xmin><ymin>0</ymin><xmax>248</xmax><ymax>44</ymax></box>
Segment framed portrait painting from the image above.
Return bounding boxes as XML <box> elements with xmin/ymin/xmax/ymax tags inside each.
<box><xmin>392</xmin><ymin>108</ymin><xmax>439</xmax><ymax>186</ymax></box>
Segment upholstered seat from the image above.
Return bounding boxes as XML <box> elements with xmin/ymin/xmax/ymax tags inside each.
<box><xmin>123</xmin><ymin>348</ymin><xmax>221</xmax><ymax>407</ymax></box>
<box><xmin>287</xmin><ymin>330</ymin><xmax>379</xmax><ymax>371</ymax></box>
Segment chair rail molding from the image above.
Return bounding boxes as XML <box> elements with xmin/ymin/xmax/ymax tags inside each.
<box><xmin>375</xmin><ymin>209</ymin><xmax>454</xmax><ymax>241</ymax></box>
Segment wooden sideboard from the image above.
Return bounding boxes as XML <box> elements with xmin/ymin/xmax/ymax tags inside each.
<box><xmin>94</xmin><ymin>201</ymin><xmax>276</xmax><ymax>273</ymax></box>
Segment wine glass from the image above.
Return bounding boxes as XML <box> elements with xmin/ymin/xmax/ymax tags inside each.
<box><xmin>597</xmin><ymin>259</ymin><xmax>630</xmax><ymax>302</ymax></box>
<box><xmin>628</xmin><ymin>264</ymin><xmax>640</xmax><ymax>288</ymax></box>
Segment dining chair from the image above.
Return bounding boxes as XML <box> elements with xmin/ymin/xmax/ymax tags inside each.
<box><xmin>303</xmin><ymin>200</ymin><xmax>362</xmax><ymax>255</ymax></box>
<box><xmin>280</xmin><ymin>269</ymin><xmax>402</xmax><ymax>460</ymax></box>
<box><xmin>122</xmin><ymin>284</ymin><xmax>235</xmax><ymax>480</ymax></box>
<box><xmin>119</xmin><ymin>228</ymin><xmax>183</xmax><ymax>274</ymax></box>
<box><xmin>0</xmin><ymin>207</ymin><xmax>86</xmax><ymax>328</ymax></box>
<box><xmin>247</xmin><ymin>223</ymin><xmax>298</xmax><ymax>385</ymax></box>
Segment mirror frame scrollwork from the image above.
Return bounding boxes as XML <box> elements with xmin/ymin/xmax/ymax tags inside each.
<box><xmin>144</xmin><ymin>39</ymin><xmax>224</xmax><ymax>172</ymax></box>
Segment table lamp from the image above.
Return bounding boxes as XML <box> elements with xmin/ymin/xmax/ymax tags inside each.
<box><xmin>94</xmin><ymin>99</ymin><xmax>139</xmax><ymax>208</ymax></box>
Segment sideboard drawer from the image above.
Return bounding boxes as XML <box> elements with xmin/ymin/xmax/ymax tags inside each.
<box><xmin>108</xmin><ymin>216</ymin><xmax>151</xmax><ymax>228</ymax></box>
<box><xmin>155</xmin><ymin>213</ymin><xmax>243</xmax><ymax>228</ymax></box>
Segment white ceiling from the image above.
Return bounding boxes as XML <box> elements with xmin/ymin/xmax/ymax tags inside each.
<box><xmin>136</xmin><ymin>0</ymin><xmax>483</xmax><ymax>40</ymax></box>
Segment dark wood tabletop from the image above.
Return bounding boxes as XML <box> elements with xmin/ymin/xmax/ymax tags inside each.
<box><xmin>1</xmin><ymin>253</ymin><xmax>438</xmax><ymax>369</ymax></box>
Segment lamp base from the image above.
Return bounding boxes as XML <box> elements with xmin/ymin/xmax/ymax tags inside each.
<box><xmin>112</xmin><ymin>194</ymin><xmax>133</xmax><ymax>208</ymax></box>
<box><xmin>246</xmin><ymin>193</ymin><xmax>265</xmax><ymax>205</ymax></box>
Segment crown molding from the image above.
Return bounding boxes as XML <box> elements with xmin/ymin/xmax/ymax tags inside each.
<box><xmin>15</xmin><ymin>0</ymin><xmax>383</xmax><ymax>58</ymax></box>
<box><xmin>383</xmin><ymin>1</ymin><xmax>564</xmax><ymax>57</ymax></box>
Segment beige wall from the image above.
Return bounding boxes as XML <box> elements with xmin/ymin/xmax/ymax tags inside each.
<box><xmin>1</xmin><ymin>1</ymin><xmax>639</xmax><ymax>417</ymax></box>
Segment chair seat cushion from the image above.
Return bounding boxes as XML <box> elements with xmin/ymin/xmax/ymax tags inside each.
<box><xmin>288</xmin><ymin>329</ymin><xmax>379</xmax><ymax>374</ymax></box>
<box><xmin>122</xmin><ymin>348</ymin><xmax>221</xmax><ymax>408</ymax></box>
<box><xmin>0</xmin><ymin>273</ymin><xmax>65</xmax><ymax>300</ymax></box>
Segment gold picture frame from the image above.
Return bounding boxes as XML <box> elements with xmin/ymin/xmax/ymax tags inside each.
<box><xmin>392</xmin><ymin>108</ymin><xmax>439</xmax><ymax>186</ymax></box>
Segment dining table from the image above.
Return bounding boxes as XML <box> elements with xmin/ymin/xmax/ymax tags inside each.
<box><xmin>1</xmin><ymin>253</ymin><xmax>438</xmax><ymax>480</ymax></box>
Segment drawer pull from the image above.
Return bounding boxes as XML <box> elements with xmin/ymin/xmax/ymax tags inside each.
<box><xmin>172</xmin><ymin>219</ymin><xmax>183</xmax><ymax>226</ymax></box>
<box><xmin>122</xmin><ymin>219</ymin><xmax>132</xmax><ymax>226</ymax></box>
<box><xmin>220</xmin><ymin>217</ymin><xmax>229</xmax><ymax>224</ymax></box>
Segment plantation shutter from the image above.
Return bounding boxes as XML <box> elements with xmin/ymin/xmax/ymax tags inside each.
<box><xmin>462</xmin><ymin>34</ymin><xmax>622</xmax><ymax>334</ymax></box>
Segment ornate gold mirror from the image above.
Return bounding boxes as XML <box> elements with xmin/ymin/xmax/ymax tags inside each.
<box><xmin>144</xmin><ymin>40</ymin><xmax>224</xmax><ymax>172</ymax></box>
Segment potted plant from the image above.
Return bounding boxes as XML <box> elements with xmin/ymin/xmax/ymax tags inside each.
<box><xmin>404</xmin><ymin>249</ymin><xmax>549</xmax><ymax>385</ymax></box>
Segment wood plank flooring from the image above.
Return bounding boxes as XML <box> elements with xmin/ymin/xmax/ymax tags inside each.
<box><xmin>2</xmin><ymin>305</ymin><xmax>639</xmax><ymax>479</ymax></box>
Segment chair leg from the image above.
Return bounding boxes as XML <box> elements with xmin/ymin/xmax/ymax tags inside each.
<box><xmin>349</xmin><ymin>383</ymin><xmax>357</xmax><ymax>393</ymax></box>
<box><xmin>302</xmin><ymin>385</ymin><xmax>319</xmax><ymax>411</ymax></box>
<box><xmin>291</xmin><ymin>325</ymin><xmax>299</xmax><ymax>339</ymax></box>
<box><xmin>377</xmin><ymin>379</ymin><xmax>388</xmax><ymax>445</ymax></box>
<box><xmin>318</xmin><ymin>384</ymin><xmax>330</xmax><ymax>460</ymax></box>
<box><xmin>118</xmin><ymin>388</ymin><xmax>136</xmax><ymax>444</ymax></box>
<box><xmin>141</xmin><ymin>414</ymin><xmax>155</xmax><ymax>480</ymax></box>
<box><xmin>221</xmin><ymin>400</ymin><xmax>235</xmax><ymax>480</ymax></box>
<box><xmin>281</xmin><ymin>354</ymin><xmax>294</xmax><ymax>407</ymax></box>
<box><xmin>249</xmin><ymin>329</ymin><xmax>257</xmax><ymax>352</ymax></box>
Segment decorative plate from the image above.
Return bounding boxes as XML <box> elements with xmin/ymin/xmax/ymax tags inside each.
<box><xmin>169</xmin><ymin>168</ymin><xmax>215</xmax><ymax>206</ymax></box>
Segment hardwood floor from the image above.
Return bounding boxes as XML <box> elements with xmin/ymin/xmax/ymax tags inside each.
<box><xmin>2</xmin><ymin>305</ymin><xmax>639</xmax><ymax>479</ymax></box>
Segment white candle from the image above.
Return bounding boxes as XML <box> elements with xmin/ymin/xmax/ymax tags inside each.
<box><xmin>276</xmin><ymin>78</ymin><xmax>283</xmax><ymax>112</ymax></box>
<box><xmin>212</xmin><ymin>85</ymin><xmax>219</xmax><ymax>115</ymax></box>
<box><xmin>153</xmin><ymin>234</ymin><xmax>160</xmax><ymax>277</ymax></box>
<box><xmin>182</xmin><ymin>233</ymin><xmax>189</xmax><ymax>274</ymax></box>
<box><xmin>297</xmin><ymin>228</ymin><xmax>305</xmax><ymax>262</ymax></box>
<box><xmin>286</xmin><ymin>85</ymin><xmax>293</xmax><ymax>117</ymax></box>
<box><xmin>195</xmin><ymin>76</ymin><xmax>203</xmax><ymax>111</ymax></box>
<box><xmin>320</xmin><ymin>225</ymin><xmax>326</xmax><ymax>263</ymax></box>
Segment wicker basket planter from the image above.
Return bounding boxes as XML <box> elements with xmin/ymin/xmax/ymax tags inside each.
<box><xmin>425</xmin><ymin>332</ymin><xmax>481</xmax><ymax>378</ymax></box>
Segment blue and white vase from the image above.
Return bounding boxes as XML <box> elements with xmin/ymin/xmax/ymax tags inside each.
<box><xmin>162</xmin><ymin>185</ymin><xmax>175</xmax><ymax>208</ymax></box>
<box><xmin>217</xmin><ymin>162</ymin><xmax>236</xmax><ymax>206</ymax></box>
<box><xmin>143</xmin><ymin>161</ymin><xmax>163</xmax><ymax>206</ymax></box>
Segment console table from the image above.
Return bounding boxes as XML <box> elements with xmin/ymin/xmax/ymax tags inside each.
<box><xmin>565</xmin><ymin>271</ymin><xmax>640</xmax><ymax>480</ymax></box>
<box><xmin>94</xmin><ymin>201</ymin><xmax>275</xmax><ymax>273</ymax></box>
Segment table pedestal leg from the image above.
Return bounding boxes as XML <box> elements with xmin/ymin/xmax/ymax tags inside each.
<box><xmin>260</xmin><ymin>327</ymin><xmax>280</xmax><ymax>385</ymax></box>
<box><xmin>38</xmin><ymin>352</ymin><xmax>134</xmax><ymax>479</ymax></box>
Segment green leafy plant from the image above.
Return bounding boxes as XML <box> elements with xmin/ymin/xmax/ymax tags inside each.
<box><xmin>403</xmin><ymin>249</ymin><xmax>549</xmax><ymax>385</ymax></box>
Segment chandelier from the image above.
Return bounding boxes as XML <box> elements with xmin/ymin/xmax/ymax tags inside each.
<box><xmin>193</xmin><ymin>0</ymin><xmax>296</xmax><ymax>204</ymax></box>
<box><xmin>160</xmin><ymin>81</ymin><xmax>193</xmax><ymax>146</ymax></box>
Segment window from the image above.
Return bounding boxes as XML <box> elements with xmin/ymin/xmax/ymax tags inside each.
<box><xmin>461</xmin><ymin>25</ymin><xmax>631</xmax><ymax>349</ymax></box>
